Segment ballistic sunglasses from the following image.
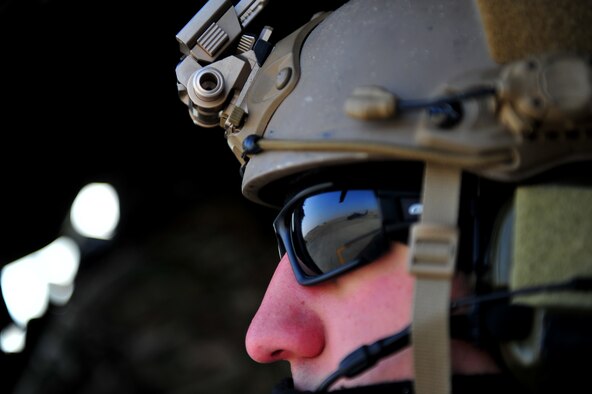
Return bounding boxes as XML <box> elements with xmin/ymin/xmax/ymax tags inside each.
<box><xmin>273</xmin><ymin>182</ymin><xmax>422</xmax><ymax>285</ymax></box>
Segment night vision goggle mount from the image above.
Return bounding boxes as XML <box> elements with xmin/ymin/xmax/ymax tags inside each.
<box><xmin>175</xmin><ymin>0</ymin><xmax>330</xmax><ymax>163</ymax></box>
<box><xmin>175</xmin><ymin>0</ymin><xmax>271</xmax><ymax>129</ymax></box>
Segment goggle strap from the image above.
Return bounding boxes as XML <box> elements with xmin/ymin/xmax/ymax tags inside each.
<box><xmin>408</xmin><ymin>164</ymin><xmax>461</xmax><ymax>394</ymax></box>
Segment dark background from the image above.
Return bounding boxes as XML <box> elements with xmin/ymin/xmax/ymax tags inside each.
<box><xmin>0</xmin><ymin>0</ymin><xmax>343</xmax><ymax>392</ymax></box>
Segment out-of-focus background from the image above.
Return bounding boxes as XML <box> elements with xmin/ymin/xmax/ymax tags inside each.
<box><xmin>0</xmin><ymin>0</ymin><xmax>342</xmax><ymax>392</ymax></box>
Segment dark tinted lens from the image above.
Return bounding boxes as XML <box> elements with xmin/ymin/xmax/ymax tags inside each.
<box><xmin>291</xmin><ymin>190</ymin><xmax>386</xmax><ymax>275</ymax></box>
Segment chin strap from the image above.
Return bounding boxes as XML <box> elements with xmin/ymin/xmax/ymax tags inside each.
<box><xmin>408</xmin><ymin>164</ymin><xmax>461</xmax><ymax>394</ymax></box>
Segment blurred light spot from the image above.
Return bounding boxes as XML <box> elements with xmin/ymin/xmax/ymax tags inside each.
<box><xmin>70</xmin><ymin>183</ymin><xmax>120</xmax><ymax>240</ymax></box>
<box><xmin>0</xmin><ymin>236</ymin><xmax>80</xmax><ymax>329</ymax></box>
<box><xmin>1</xmin><ymin>256</ymin><xmax>49</xmax><ymax>327</ymax></box>
<box><xmin>48</xmin><ymin>282</ymin><xmax>74</xmax><ymax>306</ymax></box>
<box><xmin>38</xmin><ymin>236</ymin><xmax>80</xmax><ymax>286</ymax></box>
<box><xmin>0</xmin><ymin>324</ymin><xmax>26</xmax><ymax>353</ymax></box>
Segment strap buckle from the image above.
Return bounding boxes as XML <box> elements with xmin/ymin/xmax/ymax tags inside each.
<box><xmin>408</xmin><ymin>223</ymin><xmax>458</xmax><ymax>279</ymax></box>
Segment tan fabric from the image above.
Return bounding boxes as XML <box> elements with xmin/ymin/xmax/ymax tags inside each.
<box><xmin>512</xmin><ymin>185</ymin><xmax>592</xmax><ymax>307</ymax></box>
<box><xmin>410</xmin><ymin>165</ymin><xmax>461</xmax><ymax>394</ymax></box>
<box><xmin>476</xmin><ymin>0</ymin><xmax>592</xmax><ymax>63</ymax></box>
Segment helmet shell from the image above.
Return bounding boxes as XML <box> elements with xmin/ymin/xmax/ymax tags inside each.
<box><xmin>241</xmin><ymin>0</ymin><xmax>495</xmax><ymax>205</ymax></box>
<box><xmin>239</xmin><ymin>0</ymin><xmax>592</xmax><ymax>206</ymax></box>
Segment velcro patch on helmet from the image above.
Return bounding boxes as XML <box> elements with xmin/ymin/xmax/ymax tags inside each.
<box><xmin>476</xmin><ymin>0</ymin><xmax>592</xmax><ymax>64</ymax></box>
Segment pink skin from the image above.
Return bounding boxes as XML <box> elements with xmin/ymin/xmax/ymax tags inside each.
<box><xmin>245</xmin><ymin>243</ymin><xmax>500</xmax><ymax>391</ymax></box>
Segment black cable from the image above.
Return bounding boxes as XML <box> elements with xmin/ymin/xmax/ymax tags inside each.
<box><xmin>450</xmin><ymin>276</ymin><xmax>592</xmax><ymax>311</ymax></box>
<box><xmin>316</xmin><ymin>326</ymin><xmax>411</xmax><ymax>392</ymax></box>
<box><xmin>397</xmin><ymin>86</ymin><xmax>497</xmax><ymax>112</ymax></box>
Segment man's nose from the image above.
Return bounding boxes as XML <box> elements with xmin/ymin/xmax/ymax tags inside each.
<box><xmin>245</xmin><ymin>254</ymin><xmax>325</xmax><ymax>363</ymax></box>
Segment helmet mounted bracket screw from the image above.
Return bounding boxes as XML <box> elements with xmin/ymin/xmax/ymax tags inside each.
<box><xmin>239</xmin><ymin>135</ymin><xmax>263</xmax><ymax>178</ymax></box>
<box><xmin>242</xmin><ymin>134</ymin><xmax>263</xmax><ymax>155</ymax></box>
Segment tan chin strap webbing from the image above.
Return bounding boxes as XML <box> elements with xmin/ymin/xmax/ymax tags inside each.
<box><xmin>408</xmin><ymin>164</ymin><xmax>461</xmax><ymax>394</ymax></box>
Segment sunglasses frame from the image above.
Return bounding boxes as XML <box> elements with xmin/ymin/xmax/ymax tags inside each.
<box><xmin>273</xmin><ymin>182</ymin><xmax>421</xmax><ymax>285</ymax></box>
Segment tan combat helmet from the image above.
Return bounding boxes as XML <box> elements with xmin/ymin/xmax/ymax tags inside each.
<box><xmin>175</xmin><ymin>1</ymin><xmax>592</xmax><ymax>393</ymax></box>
